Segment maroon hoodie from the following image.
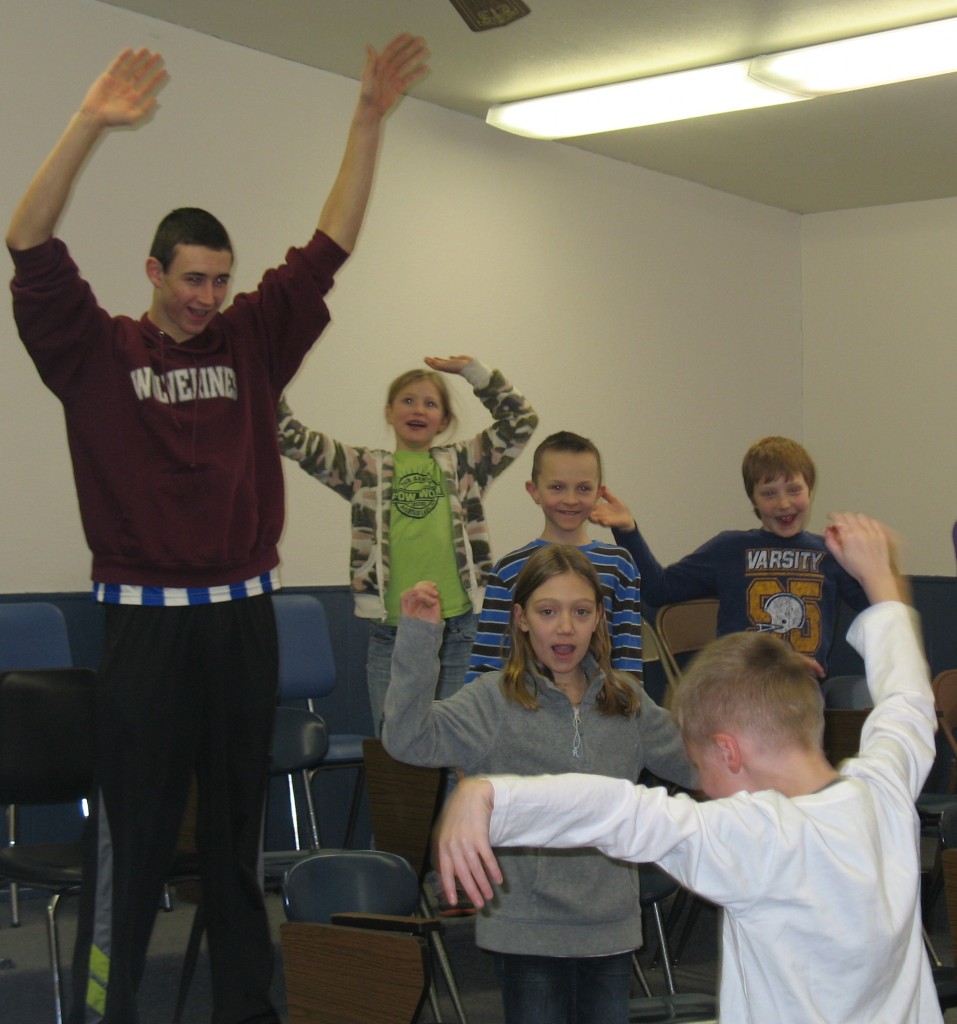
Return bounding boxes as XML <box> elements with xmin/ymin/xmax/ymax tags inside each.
<box><xmin>9</xmin><ymin>231</ymin><xmax>347</xmax><ymax>588</ymax></box>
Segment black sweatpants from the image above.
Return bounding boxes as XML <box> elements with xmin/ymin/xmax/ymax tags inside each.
<box><xmin>68</xmin><ymin>595</ymin><xmax>280</xmax><ymax>1024</ymax></box>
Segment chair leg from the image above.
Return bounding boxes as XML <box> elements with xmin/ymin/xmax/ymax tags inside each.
<box><xmin>342</xmin><ymin>765</ymin><xmax>365</xmax><ymax>849</ymax></box>
<box><xmin>924</xmin><ymin>925</ymin><xmax>943</xmax><ymax>968</ymax></box>
<box><xmin>419</xmin><ymin>891</ymin><xmax>469</xmax><ymax>1024</ymax></box>
<box><xmin>424</xmin><ymin>976</ymin><xmax>444</xmax><ymax>1022</ymax></box>
<box><xmin>671</xmin><ymin>893</ymin><xmax>705</xmax><ymax>966</ymax></box>
<box><xmin>7</xmin><ymin>805</ymin><xmax>20</xmax><ymax>927</ymax></box>
<box><xmin>9</xmin><ymin>881</ymin><xmax>21</xmax><ymax>927</ymax></box>
<box><xmin>46</xmin><ymin>893</ymin><xmax>65</xmax><ymax>1024</ymax></box>
<box><xmin>300</xmin><ymin>769</ymin><xmax>322</xmax><ymax>849</ymax></box>
<box><xmin>649</xmin><ymin>901</ymin><xmax>676</xmax><ymax>996</ymax></box>
<box><xmin>632</xmin><ymin>952</ymin><xmax>653</xmax><ymax>998</ymax></box>
<box><xmin>173</xmin><ymin>903</ymin><xmax>206</xmax><ymax>1024</ymax></box>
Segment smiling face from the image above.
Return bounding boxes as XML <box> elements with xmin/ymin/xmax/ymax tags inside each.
<box><xmin>386</xmin><ymin>379</ymin><xmax>450</xmax><ymax>451</ymax></box>
<box><xmin>526</xmin><ymin>450</ymin><xmax>602</xmax><ymax>542</ymax></box>
<box><xmin>750</xmin><ymin>473</ymin><xmax>811</xmax><ymax>538</ymax></box>
<box><xmin>146</xmin><ymin>244</ymin><xmax>232</xmax><ymax>343</ymax></box>
<box><xmin>512</xmin><ymin>571</ymin><xmax>601</xmax><ymax>684</ymax></box>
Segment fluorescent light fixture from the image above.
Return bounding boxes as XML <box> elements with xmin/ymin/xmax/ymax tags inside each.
<box><xmin>750</xmin><ymin>16</ymin><xmax>957</xmax><ymax>96</ymax></box>
<box><xmin>487</xmin><ymin>59</ymin><xmax>807</xmax><ymax>139</ymax></box>
<box><xmin>488</xmin><ymin>16</ymin><xmax>957</xmax><ymax>140</ymax></box>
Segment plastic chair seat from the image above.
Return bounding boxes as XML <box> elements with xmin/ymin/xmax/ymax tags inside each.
<box><xmin>0</xmin><ymin>841</ymin><xmax>84</xmax><ymax>887</ymax></box>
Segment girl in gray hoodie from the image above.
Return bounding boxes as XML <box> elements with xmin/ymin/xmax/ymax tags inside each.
<box><xmin>383</xmin><ymin>543</ymin><xmax>697</xmax><ymax>1024</ymax></box>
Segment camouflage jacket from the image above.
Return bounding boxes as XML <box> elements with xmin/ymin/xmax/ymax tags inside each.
<box><xmin>277</xmin><ymin>361</ymin><xmax>538</xmax><ymax>619</ymax></box>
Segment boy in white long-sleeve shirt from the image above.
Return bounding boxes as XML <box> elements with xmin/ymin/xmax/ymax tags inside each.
<box><xmin>436</xmin><ymin>513</ymin><xmax>942</xmax><ymax>1024</ymax></box>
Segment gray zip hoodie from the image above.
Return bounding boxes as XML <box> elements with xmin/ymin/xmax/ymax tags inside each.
<box><xmin>383</xmin><ymin>616</ymin><xmax>697</xmax><ymax>957</ymax></box>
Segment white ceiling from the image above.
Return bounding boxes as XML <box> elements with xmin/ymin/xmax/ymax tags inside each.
<box><xmin>103</xmin><ymin>0</ymin><xmax>957</xmax><ymax>213</ymax></box>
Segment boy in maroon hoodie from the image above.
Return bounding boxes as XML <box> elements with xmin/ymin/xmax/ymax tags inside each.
<box><xmin>6</xmin><ymin>37</ymin><xmax>427</xmax><ymax>1024</ymax></box>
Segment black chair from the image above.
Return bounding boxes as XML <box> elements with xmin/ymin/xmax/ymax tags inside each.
<box><xmin>0</xmin><ymin>602</ymin><xmax>74</xmax><ymax>927</ymax></box>
<box><xmin>273</xmin><ymin>594</ymin><xmax>369</xmax><ymax>847</ymax></box>
<box><xmin>0</xmin><ymin>668</ymin><xmax>95</xmax><ymax>1024</ymax></box>
<box><xmin>282</xmin><ymin>850</ymin><xmax>440</xmax><ymax>1024</ymax></box>
<box><xmin>0</xmin><ymin>667</ymin><xmax>201</xmax><ymax>1024</ymax></box>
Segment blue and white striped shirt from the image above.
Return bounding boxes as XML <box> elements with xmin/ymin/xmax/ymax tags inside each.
<box><xmin>93</xmin><ymin>569</ymin><xmax>280</xmax><ymax>606</ymax></box>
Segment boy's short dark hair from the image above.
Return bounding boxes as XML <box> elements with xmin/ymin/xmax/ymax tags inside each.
<box><xmin>673</xmin><ymin>631</ymin><xmax>824</xmax><ymax>753</ymax></box>
<box><xmin>531</xmin><ymin>431</ymin><xmax>603</xmax><ymax>483</ymax></box>
<box><xmin>149</xmin><ymin>208</ymin><xmax>233</xmax><ymax>271</ymax></box>
<box><xmin>741</xmin><ymin>436</ymin><xmax>816</xmax><ymax>499</ymax></box>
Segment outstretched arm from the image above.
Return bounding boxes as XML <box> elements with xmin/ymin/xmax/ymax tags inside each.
<box><xmin>434</xmin><ymin>777</ymin><xmax>503</xmax><ymax>909</ymax></box>
<box><xmin>6</xmin><ymin>49</ymin><xmax>166</xmax><ymax>251</ymax></box>
<box><xmin>317</xmin><ymin>34</ymin><xmax>428</xmax><ymax>252</ymax></box>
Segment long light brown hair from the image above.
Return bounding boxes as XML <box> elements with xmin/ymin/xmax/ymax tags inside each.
<box><xmin>501</xmin><ymin>544</ymin><xmax>640</xmax><ymax>717</ymax></box>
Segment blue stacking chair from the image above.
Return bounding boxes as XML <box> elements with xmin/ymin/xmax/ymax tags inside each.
<box><xmin>273</xmin><ymin>594</ymin><xmax>369</xmax><ymax>848</ymax></box>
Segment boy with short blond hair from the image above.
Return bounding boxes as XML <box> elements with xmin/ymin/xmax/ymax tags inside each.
<box><xmin>437</xmin><ymin>514</ymin><xmax>942</xmax><ymax>1024</ymax></box>
<box><xmin>592</xmin><ymin>435</ymin><xmax>867</xmax><ymax>678</ymax></box>
<box><xmin>467</xmin><ymin>430</ymin><xmax>642</xmax><ymax>682</ymax></box>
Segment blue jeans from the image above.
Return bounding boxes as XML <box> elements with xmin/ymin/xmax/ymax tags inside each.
<box><xmin>366</xmin><ymin>609</ymin><xmax>476</xmax><ymax>737</ymax></box>
<box><xmin>494</xmin><ymin>951</ymin><xmax>633</xmax><ymax>1024</ymax></box>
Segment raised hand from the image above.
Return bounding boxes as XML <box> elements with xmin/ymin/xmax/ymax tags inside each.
<box><xmin>824</xmin><ymin>512</ymin><xmax>903</xmax><ymax>605</ymax></box>
<box><xmin>6</xmin><ymin>47</ymin><xmax>167</xmax><ymax>251</ymax></box>
<box><xmin>359</xmin><ymin>33</ymin><xmax>429</xmax><ymax>119</ymax></box>
<box><xmin>400</xmin><ymin>581</ymin><xmax>443</xmax><ymax>624</ymax></box>
<box><xmin>80</xmin><ymin>48</ymin><xmax>167</xmax><ymax>128</ymax></box>
<box><xmin>424</xmin><ymin>355</ymin><xmax>472</xmax><ymax>375</ymax></box>
<box><xmin>589</xmin><ymin>486</ymin><xmax>635</xmax><ymax>531</ymax></box>
<box><xmin>434</xmin><ymin>778</ymin><xmax>502</xmax><ymax>909</ymax></box>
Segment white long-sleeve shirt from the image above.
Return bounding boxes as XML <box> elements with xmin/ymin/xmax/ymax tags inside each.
<box><xmin>488</xmin><ymin>601</ymin><xmax>941</xmax><ymax>1023</ymax></box>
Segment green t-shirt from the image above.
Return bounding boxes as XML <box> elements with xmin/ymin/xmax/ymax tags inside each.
<box><xmin>384</xmin><ymin>451</ymin><xmax>471</xmax><ymax>625</ymax></box>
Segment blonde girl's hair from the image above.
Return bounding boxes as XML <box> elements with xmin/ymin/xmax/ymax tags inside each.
<box><xmin>385</xmin><ymin>369</ymin><xmax>457</xmax><ymax>435</ymax></box>
<box><xmin>501</xmin><ymin>544</ymin><xmax>641</xmax><ymax>717</ymax></box>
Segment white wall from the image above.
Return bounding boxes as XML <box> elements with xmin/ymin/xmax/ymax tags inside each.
<box><xmin>2</xmin><ymin>0</ymin><xmax>804</xmax><ymax>593</ymax></box>
<box><xmin>802</xmin><ymin>201</ymin><xmax>957</xmax><ymax>575</ymax></box>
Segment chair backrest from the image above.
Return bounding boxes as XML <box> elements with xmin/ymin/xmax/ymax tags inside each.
<box><xmin>639</xmin><ymin>619</ymin><xmax>672</xmax><ymax>707</ymax></box>
<box><xmin>271</xmin><ymin>707</ymin><xmax>330</xmax><ymax>776</ymax></box>
<box><xmin>0</xmin><ymin>668</ymin><xmax>97</xmax><ymax>804</ymax></box>
<box><xmin>283</xmin><ymin>849</ymin><xmax>421</xmax><ymax>922</ymax></box>
<box><xmin>0</xmin><ymin>602</ymin><xmax>72</xmax><ymax>670</ymax></box>
<box><xmin>654</xmin><ymin>599</ymin><xmax>719</xmax><ymax>681</ymax></box>
<box><xmin>943</xmin><ymin>848</ymin><xmax>957</xmax><ymax>967</ymax></box>
<box><xmin>281</xmin><ymin>920</ymin><xmax>429</xmax><ymax>1024</ymax></box>
<box><xmin>935</xmin><ymin>671</ymin><xmax>957</xmax><ymax>737</ymax></box>
<box><xmin>925</xmin><ymin>670</ymin><xmax>957</xmax><ymax>796</ymax></box>
<box><xmin>273</xmin><ymin>594</ymin><xmax>337</xmax><ymax>702</ymax></box>
<box><xmin>941</xmin><ymin>805</ymin><xmax>957</xmax><ymax>850</ymax></box>
<box><xmin>822</xmin><ymin>707</ymin><xmax>869</xmax><ymax>766</ymax></box>
<box><xmin>362</xmin><ymin>739</ymin><xmax>444</xmax><ymax>882</ymax></box>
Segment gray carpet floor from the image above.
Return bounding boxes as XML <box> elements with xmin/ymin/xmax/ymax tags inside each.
<box><xmin>2</xmin><ymin>871</ymin><xmax>954</xmax><ymax>1023</ymax></box>
<box><xmin>0</xmin><ymin>885</ymin><xmax>720</xmax><ymax>1024</ymax></box>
